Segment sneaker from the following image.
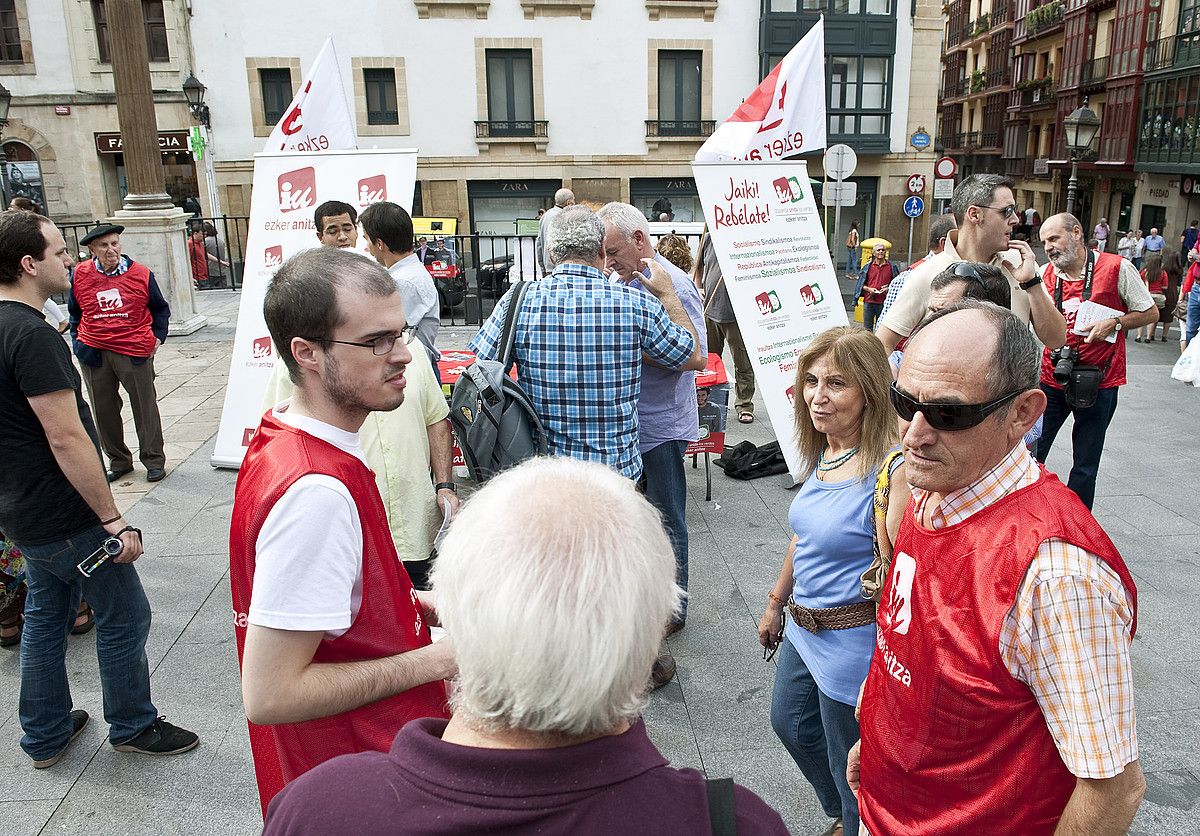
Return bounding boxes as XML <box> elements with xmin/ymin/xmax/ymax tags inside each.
<box><xmin>32</xmin><ymin>709</ymin><xmax>89</xmax><ymax>769</ymax></box>
<box><xmin>112</xmin><ymin>716</ymin><xmax>199</xmax><ymax>756</ymax></box>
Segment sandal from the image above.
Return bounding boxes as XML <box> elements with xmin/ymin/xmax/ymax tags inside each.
<box><xmin>71</xmin><ymin>602</ymin><xmax>95</xmax><ymax>636</ymax></box>
<box><xmin>1135</xmin><ymin>337</ymin><xmax>1143</xmax><ymax>343</ymax></box>
<box><xmin>738</xmin><ymin>412</ymin><xmax>754</xmax><ymax>424</ymax></box>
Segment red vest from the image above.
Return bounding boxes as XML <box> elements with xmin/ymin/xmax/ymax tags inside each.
<box><xmin>858</xmin><ymin>468</ymin><xmax>1136</xmax><ymax>836</ymax></box>
<box><xmin>1039</xmin><ymin>253</ymin><xmax>1127</xmax><ymax>389</ymax></box>
<box><xmin>229</xmin><ymin>412</ymin><xmax>449</xmax><ymax>815</ymax></box>
<box><xmin>72</xmin><ymin>259</ymin><xmax>158</xmax><ymax>357</ymax></box>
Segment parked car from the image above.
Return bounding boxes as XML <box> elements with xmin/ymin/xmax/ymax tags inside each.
<box><xmin>427</xmin><ymin>259</ymin><xmax>466</xmax><ymax>311</ymax></box>
<box><xmin>478</xmin><ymin>253</ymin><xmax>515</xmax><ymax>296</ymax></box>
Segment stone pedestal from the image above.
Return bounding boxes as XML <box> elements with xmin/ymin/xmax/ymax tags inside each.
<box><xmin>110</xmin><ymin>207</ymin><xmax>206</xmax><ymax>335</ymax></box>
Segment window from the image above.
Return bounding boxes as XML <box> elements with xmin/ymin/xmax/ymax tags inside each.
<box><xmin>363</xmin><ymin>68</ymin><xmax>399</xmax><ymax>125</ymax></box>
<box><xmin>829</xmin><ymin>56</ymin><xmax>891</xmax><ymax>136</ymax></box>
<box><xmin>259</xmin><ymin>68</ymin><xmax>294</xmax><ymax>126</ymax></box>
<box><xmin>829</xmin><ymin>0</ymin><xmax>894</xmax><ymax>13</ymax></box>
<box><xmin>485</xmin><ymin>49</ymin><xmax>534</xmax><ymax>134</ymax></box>
<box><xmin>657</xmin><ymin>50</ymin><xmax>702</xmax><ymax>135</ymax></box>
<box><xmin>0</xmin><ymin>0</ymin><xmax>19</xmax><ymax>62</ymax></box>
<box><xmin>92</xmin><ymin>0</ymin><xmax>169</xmax><ymax>64</ymax></box>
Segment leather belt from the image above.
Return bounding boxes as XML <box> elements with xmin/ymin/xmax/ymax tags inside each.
<box><xmin>787</xmin><ymin>599</ymin><xmax>876</xmax><ymax>634</ymax></box>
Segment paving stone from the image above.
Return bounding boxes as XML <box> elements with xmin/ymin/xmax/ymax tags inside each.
<box><xmin>0</xmin><ymin>799</ymin><xmax>61</xmax><ymax>835</ymax></box>
<box><xmin>702</xmin><ymin>745</ymin><xmax>833</xmax><ymax>836</ymax></box>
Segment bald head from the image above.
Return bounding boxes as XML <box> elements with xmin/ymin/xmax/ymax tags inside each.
<box><xmin>1040</xmin><ymin>212</ymin><xmax>1086</xmax><ymax>273</ymax></box>
<box><xmin>554</xmin><ymin>188</ymin><xmax>576</xmax><ymax>208</ymax></box>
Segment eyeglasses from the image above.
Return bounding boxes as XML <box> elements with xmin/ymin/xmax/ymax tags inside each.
<box><xmin>306</xmin><ymin>326</ymin><xmax>415</xmax><ymax>356</ymax></box>
<box><xmin>972</xmin><ymin>204</ymin><xmax>1019</xmax><ymax>220</ymax></box>
<box><xmin>889</xmin><ymin>382</ymin><xmax>1023</xmax><ymax>431</ymax></box>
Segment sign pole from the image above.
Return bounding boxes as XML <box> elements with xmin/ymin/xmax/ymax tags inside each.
<box><xmin>833</xmin><ymin>171</ymin><xmax>843</xmax><ymax>273</ymax></box>
<box><xmin>907</xmin><ymin>216</ymin><xmax>915</xmax><ymax>266</ymax></box>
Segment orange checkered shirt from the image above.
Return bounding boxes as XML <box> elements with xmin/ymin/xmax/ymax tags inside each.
<box><xmin>910</xmin><ymin>444</ymin><xmax>1137</xmax><ymax>779</ymax></box>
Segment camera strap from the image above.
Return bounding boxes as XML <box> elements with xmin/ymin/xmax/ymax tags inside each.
<box><xmin>1053</xmin><ymin>250</ymin><xmax>1094</xmax><ymax>312</ymax></box>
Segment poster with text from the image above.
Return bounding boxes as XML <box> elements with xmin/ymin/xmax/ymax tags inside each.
<box><xmin>212</xmin><ymin>149</ymin><xmax>417</xmax><ymax>468</ymax></box>
<box><xmin>691</xmin><ymin>160</ymin><xmax>849</xmax><ymax>481</ymax></box>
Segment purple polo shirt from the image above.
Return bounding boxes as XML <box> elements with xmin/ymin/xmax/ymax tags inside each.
<box><xmin>628</xmin><ymin>252</ymin><xmax>707</xmax><ymax>452</ymax></box>
<box><xmin>263</xmin><ymin>717</ymin><xmax>788</xmax><ymax>835</ymax></box>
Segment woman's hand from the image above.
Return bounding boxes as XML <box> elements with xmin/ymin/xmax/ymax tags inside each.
<box><xmin>758</xmin><ymin>601</ymin><xmax>785</xmax><ymax>649</ymax></box>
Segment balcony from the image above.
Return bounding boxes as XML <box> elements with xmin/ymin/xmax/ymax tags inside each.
<box><xmin>1080</xmin><ymin>56</ymin><xmax>1109</xmax><ymax>91</ymax></box>
<box><xmin>942</xmin><ymin>131</ymin><xmax>963</xmax><ymax>149</ymax></box>
<box><xmin>968</xmin><ymin>70</ymin><xmax>987</xmax><ymax>94</ymax></box>
<box><xmin>1003</xmin><ymin>156</ymin><xmax>1028</xmax><ymax>178</ymax></box>
<box><xmin>1144</xmin><ymin>37</ymin><xmax>1175</xmax><ymax>73</ymax></box>
<box><xmin>943</xmin><ymin>76</ymin><xmax>965</xmax><ymax>99</ymax></box>
<box><xmin>986</xmin><ymin>67</ymin><xmax>1010</xmax><ymax>89</ymax></box>
<box><xmin>960</xmin><ymin>130</ymin><xmax>1002</xmax><ymax>151</ymax></box>
<box><xmin>1024</xmin><ymin>0</ymin><xmax>1065</xmax><ymax>37</ymax></box>
<box><xmin>645</xmin><ymin>120</ymin><xmax>715</xmax><ymax>138</ymax></box>
<box><xmin>991</xmin><ymin>1</ymin><xmax>1011</xmax><ymax>26</ymax></box>
<box><xmin>475</xmin><ymin>120</ymin><xmax>548</xmax><ymax>138</ymax></box>
<box><xmin>1019</xmin><ymin>85</ymin><xmax>1057</xmax><ymax>109</ymax></box>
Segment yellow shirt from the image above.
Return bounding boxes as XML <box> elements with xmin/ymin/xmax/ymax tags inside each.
<box><xmin>261</xmin><ymin>351</ymin><xmax>449</xmax><ymax>563</ymax></box>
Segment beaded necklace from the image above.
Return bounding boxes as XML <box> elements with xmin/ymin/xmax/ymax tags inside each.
<box><xmin>817</xmin><ymin>446</ymin><xmax>859</xmax><ymax>473</ymax></box>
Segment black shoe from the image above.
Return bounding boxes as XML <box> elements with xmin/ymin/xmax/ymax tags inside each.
<box><xmin>664</xmin><ymin>621</ymin><xmax>685</xmax><ymax>639</ymax></box>
<box><xmin>146</xmin><ymin>468</ymin><xmax>166</xmax><ymax>482</ymax></box>
<box><xmin>106</xmin><ymin>466</ymin><xmax>133</xmax><ymax>483</ymax></box>
<box><xmin>650</xmin><ymin>654</ymin><xmax>677</xmax><ymax>690</ymax></box>
<box><xmin>32</xmin><ymin>709</ymin><xmax>89</xmax><ymax>769</ymax></box>
<box><xmin>112</xmin><ymin>716</ymin><xmax>199</xmax><ymax>756</ymax></box>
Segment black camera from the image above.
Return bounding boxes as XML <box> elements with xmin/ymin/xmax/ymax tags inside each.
<box><xmin>1050</xmin><ymin>346</ymin><xmax>1079</xmax><ymax>386</ymax></box>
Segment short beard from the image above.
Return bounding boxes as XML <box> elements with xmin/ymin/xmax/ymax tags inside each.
<box><xmin>1048</xmin><ymin>239</ymin><xmax>1082</xmax><ymax>271</ymax></box>
<box><xmin>321</xmin><ymin>350</ymin><xmax>405</xmax><ymax>418</ymax></box>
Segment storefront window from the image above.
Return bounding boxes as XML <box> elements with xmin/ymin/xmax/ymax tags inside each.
<box><xmin>631</xmin><ymin>178</ymin><xmax>703</xmax><ymax>224</ymax></box>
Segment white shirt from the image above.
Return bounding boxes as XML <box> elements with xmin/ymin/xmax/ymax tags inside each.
<box><xmin>1134</xmin><ymin>237</ymin><xmax>1146</xmax><ymax>257</ymax></box>
<box><xmin>388</xmin><ymin>254</ymin><xmax>440</xmax><ymax>362</ymax></box>
<box><xmin>247</xmin><ymin>405</ymin><xmax>367</xmax><ymax>638</ymax></box>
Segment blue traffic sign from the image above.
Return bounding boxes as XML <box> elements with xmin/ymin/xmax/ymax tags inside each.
<box><xmin>903</xmin><ymin>196</ymin><xmax>925</xmax><ymax>218</ymax></box>
<box><xmin>910</xmin><ymin>131</ymin><xmax>931</xmax><ymax>150</ymax></box>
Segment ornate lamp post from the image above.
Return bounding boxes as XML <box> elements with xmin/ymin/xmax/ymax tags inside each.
<box><xmin>1063</xmin><ymin>97</ymin><xmax>1102</xmax><ymax>216</ymax></box>
<box><xmin>182</xmin><ymin>74</ymin><xmax>210</xmax><ymax>128</ymax></box>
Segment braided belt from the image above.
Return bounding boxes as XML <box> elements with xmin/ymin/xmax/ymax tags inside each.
<box><xmin>787</xmin><ymin>600</ymin><xmax>876</xmax><ymax>634</ymax></box>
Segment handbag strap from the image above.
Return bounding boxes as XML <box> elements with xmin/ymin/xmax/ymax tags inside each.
<box><xmin>862</xmin><ymin>450</ymin><xmax>904</xmax><ymax>601</ymax></box>
<box><xmin>705</xmin><ymin>777</ymin><xmax>738</xmax><ymax>836</ymax></box>
<box><xmin>498</xmin><ymin>280</ymin><xmax>531</xmax><ymax>373</ymax></box>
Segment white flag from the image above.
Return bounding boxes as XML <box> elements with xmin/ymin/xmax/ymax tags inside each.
<box><xmin>264</xmin><ymin>36</ymin><xmax>358</xmax><ymax>154</ymax></box>
<box><xmin>696</xmin><ymin>19</ymin><xmax>826</xmax><ymax>162</ymax></box>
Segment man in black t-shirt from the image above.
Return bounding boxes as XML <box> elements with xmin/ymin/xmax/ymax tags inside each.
<box><xmin>0</xmin><ymin>210</ymin><xmax>198</xmax><ymax>768</ymax></box>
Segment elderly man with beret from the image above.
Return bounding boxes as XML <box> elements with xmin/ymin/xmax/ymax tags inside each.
<box><xmin>68</xmin><ymin>223</ymin><xmax>171</xmax><ymax>482</ymax></box>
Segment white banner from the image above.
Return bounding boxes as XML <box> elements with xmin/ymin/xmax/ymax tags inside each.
<box><xmin>695</xmin><ymin>18</ymin><xmax>826</xmax><ymax>162</ymax></box>
<box><xmin>264</xmin><ymin>36</ymin><xmax>358</xmax><ymax>154</ymax></box>
<box><xmin>211</xmin><ymin>149</ymin><xmax>417</xmax><ymax>468</ymax></box>
<box><xmin>691</xmin><ymin>160</ymin><xmax>849</xmax><ymax>481</ymax></box>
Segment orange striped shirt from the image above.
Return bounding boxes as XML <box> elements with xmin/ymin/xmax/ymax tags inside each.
<box><xmin>911</xmin><ymin>444</ymin><xmax>1137</xmax><ymax>779</ymax></box>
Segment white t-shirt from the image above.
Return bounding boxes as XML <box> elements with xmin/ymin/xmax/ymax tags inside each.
<box><xmin>246</xmin><ymin>405</ymin><xmax>367</xmax><ymax>638</ymax></box>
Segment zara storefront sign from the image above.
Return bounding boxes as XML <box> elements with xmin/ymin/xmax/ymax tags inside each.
<box><xmin>692</xmin><ymin>160</ymin><xmax>849</xmax><ymax>481</ymax></box>
<box><xmin>94</xmin><ymin>132</ymin><xmax>191</xmax><ymax>154</ymax></box>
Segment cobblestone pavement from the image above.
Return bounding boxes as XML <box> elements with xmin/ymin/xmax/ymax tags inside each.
<box><xmin>1</xmin><ymin>291</ymin><xmax>1196</xmax><ymax>834</ymax></box>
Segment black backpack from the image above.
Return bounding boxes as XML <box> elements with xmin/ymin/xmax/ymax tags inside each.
<box><xmin>714</xmin><ymin>440</ymin><xmax>790</xmax><ymax>481</ymax></box>
<box><xmin>450</xmin><ymin>281</ymin><xmax>547</xmax><ymax>482</ymax></box>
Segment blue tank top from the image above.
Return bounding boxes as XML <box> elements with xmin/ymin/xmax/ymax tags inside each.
<box><xmin>784</xmin><ymin>462</ymin><xmax>886</xmax><ymax>706</ymax></box>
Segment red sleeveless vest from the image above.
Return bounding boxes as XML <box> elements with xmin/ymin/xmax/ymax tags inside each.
<box><xmin>1039</xmin><ymin>252</ymin><xmax>1128</xmax><ymax>389</ymax></box>
<box><xmin>229</xmin><ymin>412</ymin><xmax>449</xmax><ymax>815</ymax></box>
<box><xmin>72</xmin><ymin>259</ymin><xmax>158</xmax><ymax>357</ymax></box>
<box><xmin>858</xmin><ymin>468</ymin><xmax>1136</xmax><ymax>836</ymax></box>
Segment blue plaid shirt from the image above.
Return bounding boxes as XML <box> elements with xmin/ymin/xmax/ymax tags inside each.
<box><xmin>468</xmin><ymin>263</ymin><xmax>695</xmax><ymax>480</ymax></box>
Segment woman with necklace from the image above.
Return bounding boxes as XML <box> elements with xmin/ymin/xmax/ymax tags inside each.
<box><xmin>757</xmin><ymin>327</ymin><xmax>910</xmax><ymax>836</ymax></box>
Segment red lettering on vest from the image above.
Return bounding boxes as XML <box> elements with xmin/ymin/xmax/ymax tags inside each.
<box><xmin>72</xmin><ymin>260</ymin><xmax>158</xmax><ymax>357</ymax></box>
<box><xmin>229</xmin><ymin>412</ymin><xmax>449</xmax><ymax>814</ymax></box>
<box><xmin>1040</xmin><ymin>253</ymin><xmax>1128</xmax><ymax>389</ymax></box>
<box><xmin>858</xmin><ymin>468</ymin><xmax>1136</xmax><ymax>835</ymax></box>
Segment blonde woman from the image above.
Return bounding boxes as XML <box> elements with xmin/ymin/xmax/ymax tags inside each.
<box><xmin>757</xmin><ymin>327</ymin><xmax>909</xmax><ymax>836</ymax></box>
<box><xmin>655</xmin><ymin>233</ymin><xmax>694</xmax><ymax>275</ymax></box>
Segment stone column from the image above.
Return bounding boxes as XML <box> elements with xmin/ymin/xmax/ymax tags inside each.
<box><xmin>103</xmin><ymin>0</ymin><xmax>205</xmax><ymax>334</ymax></box>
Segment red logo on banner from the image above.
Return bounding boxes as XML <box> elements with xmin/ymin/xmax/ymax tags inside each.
<box><xmin>785</xmin><ymin>385</ymin><xmax>797</xmax><ymax>408</ymax></box>
<box><xmin>242</xmin><ymin>427</ymin><xmax>256</xmax><ymax>446</ymax></box>
<box><xmin>357</xmin><ymin>174</ymin><xmax>387</xmax><ymax>206</ymax></box>
<box><xmin>264</xmin><ymin>245</ymin><xmax>283</xmax><ymax>268</ymax></box>
<box><xmin>252</xmin><ymin>337</ymin><xmax>272</xmax><ymax>359</ymax></box>
<box><xmin>278</xmin><ymin>167</ymin><xmax>316</xmax><ymax>213</ymax></box>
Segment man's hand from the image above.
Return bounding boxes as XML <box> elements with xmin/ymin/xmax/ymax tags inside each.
<box><xmin>1085</xmin><ymin>317</ymin><xmax>1120</xmax><ymax>344</ymax></box>
<box><xmin>638</xmin><ymin>258</ymin><xmax>681</xmax><ymax>302</ymax></box>
<box><xmin>407</xmin><ymin>634</ymin><xmax>457</xmax><ymax>682</ymax></box>
<box><xmin>103</xmin><ymin>516</ymin><xmax>144</xmax><ymax>564</ymax></box>
<box><xmin>847</xmin><ymin>740</ymin><xmax>861</xmax><ymax>795</ymax></box>
<box><xmin>1007</xmin><ymin>239</ymin><xmax>1039</xmax><ymax>284</ymax></box>
<box><xmin>415</xmin><ymin>590</ymin><xmax>441</xmax><ymax>627</ymax></box>
<box><xmin>436</xmin><ymin>488</ymin><xmax>461</xmax><ymax>518</ymax></box>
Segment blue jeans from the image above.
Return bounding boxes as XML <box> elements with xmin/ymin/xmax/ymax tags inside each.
<box><xmin>863</xmin><ymin>301</ymin><xmax>884</xmax><ymax>332</ymax></box>
<box><xmin>1036</xmin><ymin>383</ymin><xmax>1119</xmax><ymax>511</ymax></box>
<box><xmin>16</xmin><ymin>525</ymin><xmax>157</xmax><ymax>760</ymax></box>
<box><xmin>845</xmin><ymin>247</ymin><xmax>858</xmax><ymax>274</ymax></box>
<box><xmin>770</xmin><ymin>638</ymin><xmax>860</xmax><ymax>835</ymax></box>
<box><xmin>640</xmin><ymin>440</ymin><xmax>689</xmax><ymax>623</ymax></box>
<box><xmin>1185</xmin><ymin>287</ymin><xmax>1200</xmax><ymax>346</ymax></box>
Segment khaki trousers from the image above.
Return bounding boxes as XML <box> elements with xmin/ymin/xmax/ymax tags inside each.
<box><xmin>79</xmin><ymin>350</ymin><xmax>165</xmax><ymax>471</ymax></box>
<box><xmin>705</xmin><ymin>317</ymin><xmax>756</xmax><ymax>415</ymax></box>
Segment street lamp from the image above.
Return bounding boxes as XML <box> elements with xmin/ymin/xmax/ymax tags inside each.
<box><xmin>1063</xmin><ymin>96</ymin><xmax>1101</xmax><ymax>216</ymax></box>
<box><xmin>182</xmin><ymin>74</ymin><xmax>210</xmax><ymax>128</ymax></box>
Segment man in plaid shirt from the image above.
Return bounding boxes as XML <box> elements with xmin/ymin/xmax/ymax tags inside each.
<box><xmin>468</xmin><ymin>206</ymin><xmax>705</xmax><ymax>482</ymax></box>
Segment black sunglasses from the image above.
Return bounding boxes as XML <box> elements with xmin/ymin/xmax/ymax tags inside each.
<box><xmin>972</xmin><ymin>203</ymin><xmax>1019</xmax><ymax>220</ymax></box>
<box><xmin>889</xmin><ymin>382</ymin><xmax>1022</xmax><ymax>431</ymax></box>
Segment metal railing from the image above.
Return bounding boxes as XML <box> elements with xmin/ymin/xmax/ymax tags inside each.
<box><xmin>980</xmin><ymin>129</ymin><xmax>1001</xmax><ymax>148</ymax></box>
<box><xmin>1080</xmin><ymin>56</ymin><xmax>1109</xmax><ymax>89</ymax></box>
<box><xmin>181</xmin><ymin>215</ymin><xmax>252</xmax><ymax>290</ymax></box>
<box><xmin>475</xmin><ymin>120</ymin><xmax>549</xmax><ymax>138</ymax></box>
<box><xmin>1144</xmin><ymin>36</ymin><xmax>1176</xmax><ymax>72</ymax></box>
<box><xmin>1020</xmin><ymin>85</ymin><xmax>1056</xmax><ymax>107</ymax></box>
<box><xmin>986</xmin><ymin>67</ymin><xmax>1009</xmax><ymax>89</ymax></box>
<box><xmin>646</xmin><ymin>120</ymin><xmax>716</xmax><ymax>138</ymax></box>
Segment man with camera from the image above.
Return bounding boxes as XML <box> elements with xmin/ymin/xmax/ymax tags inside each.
<box><xmin>1036</xmin><ymin>213</ymin><xmax>1158</xmax><ymax>510</ymax></box>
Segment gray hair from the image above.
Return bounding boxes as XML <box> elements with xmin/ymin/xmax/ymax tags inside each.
<box><xmin>431</xmin><ymin>457</ymin><xmax>682</xmax><ymax>738</ymax></box>
<box><xmin>930</xmin><ymin>262</ymin><xmax>1012</xmax><ymax>309</ymax></box>
<box><xmin>596</xmin><ymin>201</ymin><xmax>650</xmax><ymax>242</ymax></box>
<box><xmin>910</xmin><ymin>299</ymin><xmax>1041</xmax><ymax>400</ymax></box>
<box><xmin>928</xmin><ymin>213</ymin><xmax>957</xmax><ymax>250</ymax></box>
<box><xmin>554</xmin><ymin>188</ymin><xmax>575</xmax><ymax>208</ymax></box>
<box><xmin>547</xmin><ymin>206</ymin><xmax>605</xmax><ymax>266</ymax></box>
<box><xmin>949</xmin><ymin>174</ymin><xmax>1015</xmax><ymax>224</ymax></box>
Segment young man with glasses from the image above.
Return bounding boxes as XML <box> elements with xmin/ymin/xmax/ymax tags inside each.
<box><xmin>231</xmin><ymin>248</ymin><xmax>454</xmax><ymax>814</ymax></box>
<box><xmin>850</xmin><ymin>301</ymin><xmax>1144</xmax><ymax>835</ymax></box>
<box><xmin>876</xmin><ymin>174</ymin><xmax>1066</xmax><ymax>355</ymax></box>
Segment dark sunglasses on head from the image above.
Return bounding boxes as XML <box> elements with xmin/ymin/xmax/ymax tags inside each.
<box><xmin>889</xmin><ymin>382</ymin><xmax>1022</xmax><ymax>431</ymax></box>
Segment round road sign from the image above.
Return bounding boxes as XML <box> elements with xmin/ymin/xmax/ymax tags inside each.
<box><xmin>935</xmin><ymin>156</ymin><xmax>958</xmax><ymax>179</ymax></box>
<box><xmin>907</xmin><ymin>174</ymin><xmax>926</xmax><ymax>195</ymax></box>
<box><xmin>824</xmin><ymin>144</ymin><xmax>858</xmax><ymax>180</ymax></box>
<box><xmin>903</xmin><ymin>196</ymin><xmax>925</xmax><ymax>218</ymax></box>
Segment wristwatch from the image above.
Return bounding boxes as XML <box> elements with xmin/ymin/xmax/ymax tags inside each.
<box><xmin>435</xmin><ymin>482</ymin><xmax>458</xmax><ymax>494</ymax></box>
<box><xmin>1019</xmin><ymin>276</ymin><xmax>1042</xmax><ymax>291</ymax></box>
<box><xmin>1112</xmin><ymin>318</ymin><xmax>1123</xmax><ymax>332</ymax></box>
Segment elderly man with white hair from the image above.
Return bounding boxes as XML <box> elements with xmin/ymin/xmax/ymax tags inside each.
<box><xmin>597</xmin><ymin>202</ymin><xmax>707</xmax><ymax>643</ymax></box>
<box><xmin>535</xmin><ymin>187</ymin><xmax>575</xmax><ymax>274</ymax></box>
<box><xmin>262</xmin><ymin>458</ymin><xmax>789</xmax><ymax>835</ymax></box>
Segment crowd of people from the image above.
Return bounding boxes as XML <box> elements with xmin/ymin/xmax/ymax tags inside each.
<box><xmin>0</xmin><ymin>170</ymin><xmax>1159</xmax><ymax>835</ymax></box>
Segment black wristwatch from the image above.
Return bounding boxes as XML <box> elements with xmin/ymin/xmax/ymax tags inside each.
<box><xmin>1019</xmin><ymin>277</ymin><xmax>1042</xmax><ymax>291</ymax></box>
<box><xmin>435</xmin><ymin>482</ymin><xmax>457</xmax><ymax>494</ymax></box>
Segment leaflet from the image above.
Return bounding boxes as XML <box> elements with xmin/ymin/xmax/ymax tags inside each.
<box><xmin>1072</xmin><ymin>300</ymin><xmax>1123</xmax><ymax>344</ymax></box>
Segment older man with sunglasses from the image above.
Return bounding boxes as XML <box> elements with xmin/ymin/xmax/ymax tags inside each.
<box><xmin>876</xmin><ymin>174</ymin><xmax>1066</xmax><ymax>354</ymax></box>
<box><xmin>848</xmin><ymin>301</ymin><xmax>1144</xmax><ymax>836</ymax></box>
